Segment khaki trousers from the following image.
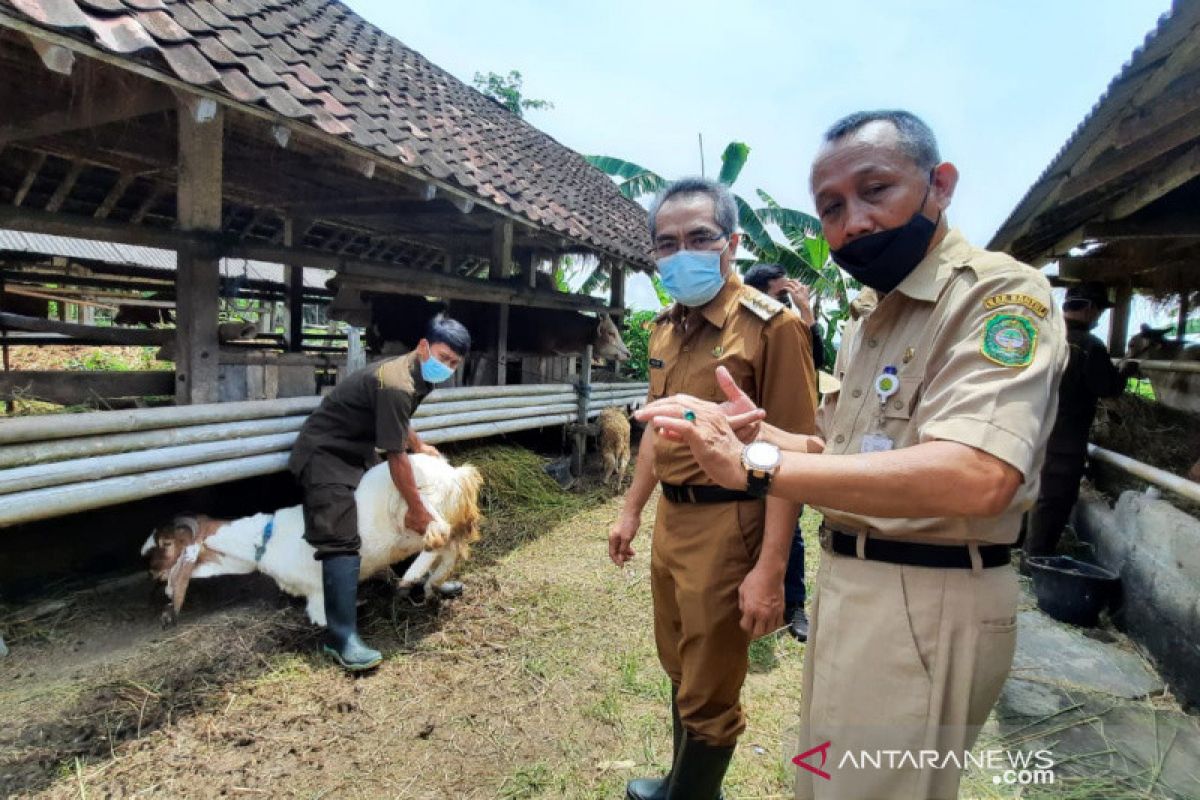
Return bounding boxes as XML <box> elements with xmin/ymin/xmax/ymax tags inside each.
<box><xmin>795</xmin><ymin>548</ymin><xmax>1018</xmax><ymax>800</ymax></box>
<box><xmin>651</xmin><ymin>495</ymin><xmax>764</xmax><ymax>747</ymax></box>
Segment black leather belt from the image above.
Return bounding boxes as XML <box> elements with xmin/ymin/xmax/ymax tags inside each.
<box><xmin>823</xmin><ymin>525</ymin><xmax>1011</xmax><ymax>569</ymax></box>
<box><xmin>661</xmin><ymin>482</ymin><xmax>756</xmax><ymax>504</ymax></box>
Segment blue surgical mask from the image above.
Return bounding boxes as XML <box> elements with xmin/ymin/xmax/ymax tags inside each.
<box><xmin>656</xmin><ymin>247</ymin><xmax>727</xmax><ymax>307</ymax></box>
<box><xmin>420</xmin><ymin>353</ymin><xmax>455</xmax><ymax>383</ymax></box>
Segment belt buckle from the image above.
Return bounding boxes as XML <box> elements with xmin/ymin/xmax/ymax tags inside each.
<box><xmin>687</xmin><ymin>486</ymin><xmax>697</xmax><ymax>503</ymax></box>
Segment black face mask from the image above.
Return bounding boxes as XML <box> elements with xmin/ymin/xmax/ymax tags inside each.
<box><xmin>830</xmin><ymin>173</ymin><xmax>940</xmax><ymax>294</ymax></box>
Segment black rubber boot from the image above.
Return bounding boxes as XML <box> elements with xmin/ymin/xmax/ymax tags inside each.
<box><xmin>666</xmin><ymin>735</ymin><xmax>733</xmax><ymax>800</ymax></box>
<box><xmin>320</xmin><ymin>555</ymin><xmax>382</xmax><ymax>671</ymax></box>
<box><xmin>787</xmin><ymin>605</ymin><xmax>810</xmax><ymax>642</ymax></box>
<box><xmin>626</xmin><ymin>689</ymin><xmax>683</xmax><ymax>800</ymax></box>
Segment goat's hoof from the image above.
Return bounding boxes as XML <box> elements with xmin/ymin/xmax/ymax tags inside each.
<box><xmin>160</xmin><ymin>606</ymin><xmax>178</xmax><ymax>627</ymax></box>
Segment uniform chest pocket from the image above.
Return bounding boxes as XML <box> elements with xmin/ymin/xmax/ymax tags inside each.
<box><xmin>881</xmin><ymin>373</ymin><xmax>923</xmax><ymax>421</ymax></box>
<box><xmin>649</xmin><ymin>367</ymin><xmax>668</xmax><ymax>400</ymax></box>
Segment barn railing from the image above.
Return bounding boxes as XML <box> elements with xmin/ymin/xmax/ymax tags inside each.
<box><xmin>1087</xmin><ymin>443</ymin><xmax>1200</xmax><ymax>505</ymax></box>
<box><xmin>0</xmin><ymin>381</ymin><xmax>647</xmax><ymax>527</ymax></box>
<box><xmin>1115</xmin><ymin>358</ymin><xmax>1200</xmax><ymax>375</ymax></box>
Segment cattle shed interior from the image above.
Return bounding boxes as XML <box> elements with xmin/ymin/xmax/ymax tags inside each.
<box><xmin>0</xmin><ymin>0</ymin><xmax>654</xmax><ymax>408</ymax></box>
<box><xmin>989</xmin><ymin>0</ymin><xmax>1200</xmax><ymax>356</ymax></box>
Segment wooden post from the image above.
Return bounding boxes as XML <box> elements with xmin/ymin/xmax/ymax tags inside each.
<box><xmin>284</xmin><ymin>218</ymin><xmax>304</xmax><ymax>353</ymax></box>
<box><xmin>571</xmin><ymin>344</ymin><xmax>593</xmax><ymax>476</ymax></box>
<box><xmin>1109</xmin><ymin>283</ymin><xmax>1133</xmax><ymax>357</ymax></box>
<box><xmin>490</xmin><ymin>220</ymin><xmax>513</xmax><ymax>279</ymax></box>
<box><xmin>495</xmin><ymin>303</ymin><xmax>509</xmax><ymax>385</ymax></box>
<box><xmin>522</xmin><ymin>249</ymin><xmax>538</xmax><ymax>289</ymax></box>
<box><xmin>610</xmin><ymin>260</ymin><xmax>625</xmax><ymax>309</ymax></box>
<box><xmin>174</xmin><ymin>96</ymin><xmax>223</xmax><ymax>405</ymax></box>
<box><xmin>1177</xmin><ymin>291</ymin><xmax>1190</xmax><ymax>342</ymax></box>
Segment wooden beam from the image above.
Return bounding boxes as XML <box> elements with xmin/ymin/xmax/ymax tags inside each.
<box><xmin>495</xmin><ymin>303</ymin><xmax>509</xmax><ymax>385</ymax></box>
<box><xmin>44</xmin><ymin>160</ymin><xmax>83</xmax><ymax>213</ymax></box>
<box><xmin>610</xmin><ymin>260</ymin><xmax>625</xmax><ymax>309</ymax></box>
<box><xmin>129</xmin><ymin>185</ymin><xmax>164</xmax><ymax>224</ymax></box>
<box><xmin>520</xmin><ymin>250</ymin><xmax>538</xmax><ymax>289</ymax></box>
<box><xmin>174</xmin><ymin>96</ymin><xmax>224</xmax><ymax>405</ymax></box>
<box><xmin>1058</xmin><ymin>256</ymin><xmax>1156</xmax><ymax>282</ymax></box>
<box><xmin>0</xmin><ymin>311</ymin><xmax>168</xmax><ymax>344</ymax></box>
<box><xmin>12</xmin><ymin>152</ymin><xmax>46</xmax><ymax>207</ymax></box>
<box><xmin>0</xmin><ymin>370</ymin><xmax>174</xmax><ymax>405</ymax></box>
<box><xmin>490</xmin><ymin>220</ymin><xmax>513</xmax><ymax>279</ymax></box>
<box><xmin>94</xmin><ymin>172</ymin><xmax>134</xmax><ymax>220</ymax></box>
<box><xmin>1083</xmin><ymin>215</ymin><xmax>1200</xmax><ymax>241</ymax></box>
<box><xmin>1109</xmin><ymin>283</ymin><xmax>1133</xmax><ymax>357</ymax></box>
<box><xmin>0</xmin><ymin>84</ymin><xmax>172</xmax><ymax>146</ymax></box>
<box><xmin>1113</xmin><ymin>66</ymin><xmax>1200</xmax><ymax>149</ymax></box>
<box><xmin>1105</xmin><ymin>143</ymin><xmax>1200</xmax><ymax>219</ymax></box>
<box><xmin>284</xmin><ymin>218</ymin><xmax>304</xmax><ymax>354</ymax></box>
<box><xmin>1058</xmin><ymin>108</ymin><xmax>1200</xmax><ymax>204</ymax></box>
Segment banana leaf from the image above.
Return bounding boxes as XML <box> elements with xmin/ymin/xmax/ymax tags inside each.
<box><xmin>718</xmin><ymin>142</ymin><xmax>751</xmax><ymax>187</ymax></box>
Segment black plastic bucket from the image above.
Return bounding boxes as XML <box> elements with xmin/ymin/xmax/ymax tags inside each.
<box><xmin>1026</xmin><ymin>555</ymin><xmax>1119</xmax><ymax>627</ymax></box>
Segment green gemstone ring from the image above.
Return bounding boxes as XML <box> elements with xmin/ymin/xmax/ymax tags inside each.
<box><xmin>683</xmin><ymin>409</ymin><xmax>697</xmax><ymax>423</ymax></box>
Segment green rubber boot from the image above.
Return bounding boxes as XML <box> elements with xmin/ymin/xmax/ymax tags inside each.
<box><xmin>320</xmin><ymin>554</ymin><xmax>382</xmax><ymax>671</ymax></box>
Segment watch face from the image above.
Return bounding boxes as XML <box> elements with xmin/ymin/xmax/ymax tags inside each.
<box><xmin>745</xmin><ymin>441</ymin><xmax>781</xmax><ymax>471</ymax></box>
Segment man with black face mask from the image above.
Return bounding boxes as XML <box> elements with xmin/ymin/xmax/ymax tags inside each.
<box><xmin>634</xmin><ymin>110</ymin><xmax>1068</xmax><ymax>799</ymax></box>
<box><xmin>1025</xmin><ymin>283</ymin><xmax>1135</xmax><ymax>561</ymax></box>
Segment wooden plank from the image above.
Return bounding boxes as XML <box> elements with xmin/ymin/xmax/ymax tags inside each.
<box><xmin>0</xmin><ymin>84</ymin><xmax>173</xmax><ymax>146</ymax></box>
<box><xmin>44</xmin><ymin>160</ymin><xmax>83</xmax><ymax>213</ymax></box>
<box><xmin>1105</xmin><ymin>143</ymin><xmax>1200</xmax><ymax>220</ymax></box>
<box><xmin>284</xmin><ymin>218</ymin><xmax>304</xmax><ymax>353</ymax></box>
<box><xmin>495</xmin><ymin>303</ymin><xmax>509</xmax><ymax>385</ymax></box>
<box><xmin>1082</xmin><ymin>214</ymin><xmax>1200</xmax><ymax>241</ymax></box>
<box><xmin>129</xmin><ymin>185</ymin><xmax>163</xmax><ymax>224</ymax></box>
<box><xmin>0</xmin><ymin>370</ymin><xmax>174</xmax><ymax>405</ymax></box>
<box><xmin>1113</xmin><ymin>66</ymin><xmax>1200</xmax><ymax>149</ymax></box>
<box><xmin>610</xmin><ymin>260</ymin><xmax>625</xmax><ymax>309</ymax></box>
<box><xmin>0</xmin><ymin>311</ymin><xmax>168</xmax><ymax>344</ymax></box>
<box><xmin>174</xmin><ymin>96</ymin><xmax>223</xmax><ymax>405</ymax></box>
<box><xmin>94</xmin><ymin>172</ymin><xmax>134</xmax><ymax>220</ymax></box>
<box><xmin>1109</xmin><ymin>283</ymin><xmax>1133</xmax><ymax>357</ymax></box>
<box><xmin>12</xmin><ymin>152</ymin><xmax>46</xmax><ymax>207</ymax></box>
<box><xmin>490</xmin><ymin>219</ymin><xmax>513</xmax><ymax>279</ymax></box>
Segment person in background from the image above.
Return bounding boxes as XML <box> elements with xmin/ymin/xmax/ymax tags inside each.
<box><xmin>1024</xmin><ymin>282</ymin><xmax>1136</xmax><ymax>561</ymax></box>
<box><xmin>743</xmin><ymin>262</ymin><xmax>823</xmax><ymax>641</ymax></box>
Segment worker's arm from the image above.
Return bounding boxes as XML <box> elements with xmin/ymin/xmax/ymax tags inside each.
<box><xmin>407</xmin><ymin>425</ymin><xmax>439</xmax><ymax>456</ymax></box>
<box><xmin>608</xmin><ymin>424</ymin><xmax>658</xmax><ymax>566</ymax></box>
<box><xmin>387</xmin><ymin>450</ymin><xmax>436</xmax><ymax>537</ymax></box>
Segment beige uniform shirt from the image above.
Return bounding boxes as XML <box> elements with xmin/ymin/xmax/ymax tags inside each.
<box><xmin>816</xmin><ymin>228</ymin><xmax>1067</xmax><ymax>545</ymax></box>
<box><xmin>649</xmin><ymin>273</ymin><xmax>818</xmax><ymax>486</ymax></box>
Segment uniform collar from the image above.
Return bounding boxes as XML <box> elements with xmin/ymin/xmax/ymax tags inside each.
<box><xmin>402</xmin><ymin>350</ymin><xmax>433</xmax><ymax>394</ymax></box>
<box><xmin>666</xmin><ymin>272</ymin><xmax>743</xmax><ymax>329</ymax></box>
<box><xmin>893</xmin><ymin>227</ymin><xmax>974</xmax><ymax>303</ymax></box>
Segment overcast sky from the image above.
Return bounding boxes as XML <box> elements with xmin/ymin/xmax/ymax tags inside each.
<box><xmin>345</xmin><ymin>0</ymin><xmax>1171</xmax><ymax>312</ymax></box>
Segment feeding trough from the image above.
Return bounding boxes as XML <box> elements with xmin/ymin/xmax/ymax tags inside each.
<box><xmin>1026</xmin><ymin>555</ymin><xmax>1119</xmax><ymax>627</ymax></box>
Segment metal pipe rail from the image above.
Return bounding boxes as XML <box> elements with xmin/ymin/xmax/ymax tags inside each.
<box><xmin>0</xmin><ymin>381</ymin><xmax>648</xmax><ymax>526</ymax></box>
<box><xmin>1087</xmin><ymin>444</ymin><xmax>1200</xmax><ymax>504</ymax></box>
<box><xmin>1115</xmin><ymin>358</ymin><xmax>1200</xmax><ymax>375</ymax></box>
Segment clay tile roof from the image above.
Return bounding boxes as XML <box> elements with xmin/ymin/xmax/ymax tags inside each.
<box><xmin>1</xmin><ymin>0</ymin><xmax>653</xmax><ymax>268</ymax></box>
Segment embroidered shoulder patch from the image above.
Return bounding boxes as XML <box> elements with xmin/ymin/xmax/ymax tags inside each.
<box><xmin>981</xmin><ymin>313</ymin><xmax>1037</xmax><ymax>367</ymax></box>
<box><xmin>983</xmin><ymin>293</ymin><xmax>1048</xmax><ymax>318</ymax></box>
<box><xmin>739</xmin><ymin>290</ymin><xmax>784</xmax><ymax>321</ymax></box>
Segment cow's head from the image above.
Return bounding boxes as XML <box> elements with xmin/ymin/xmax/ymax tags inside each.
<box><xmin>1127</xmin><ymin>323</ymin><xmax>1175</xmax><ymax>360</ymax></box>
<box><xmin>594</xmin><ymin>314</ymin><xmax>631</xmax><ymax>361</ymax></box>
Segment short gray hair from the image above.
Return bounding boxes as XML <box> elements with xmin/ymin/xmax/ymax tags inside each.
<box><xmin>647</xmin><ymin>177</ymin><xmax>738</xmax><ymax>240</ymax></box>
<box><xmin>823</xmin><ymin>110</ymin><xmax>940</xmax><ymax>171</ymax></box>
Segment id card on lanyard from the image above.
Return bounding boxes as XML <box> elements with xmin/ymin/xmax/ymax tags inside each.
<box><xmin>861</xmin><ymin>366</ymin><xmax>898</xmax><ymax>453</ymax></box>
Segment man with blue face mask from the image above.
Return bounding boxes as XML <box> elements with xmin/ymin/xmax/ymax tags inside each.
<box><xmin>289</xmin><ymin>314</ymin><xmax>470</xmax><ymax>671</ymax></box>
<box><xmin>611</xmin><ymin>177</ymin><xmax>817</xmax><ymax>800</ymax></box>
<box><xmin>635</xmin><ymin>111</ymin><xmax>1069</xmax><ymax>799</ymax></box>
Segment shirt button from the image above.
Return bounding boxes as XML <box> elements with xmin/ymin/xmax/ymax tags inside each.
<box><xmin>852</xmin><ymin>388</ymin><xmax>862</xmax><ymax>398</ymax></box>
<box><xmin>868</xmin><ymin>339</ymin><xmax>879</xmax><ymax>348</ymax></box>
<box><xmin>835</xmin><ymin>434</ymin><xmax>845</xmax><ymax>444</ymax></box>
<box><xmin>894</xmin><ymin>400</ymin><xmax>904</xmax><ymax>409</ymax></box>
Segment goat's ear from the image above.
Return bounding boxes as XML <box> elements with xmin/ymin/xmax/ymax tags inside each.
<box><xmin>165</xmin><ymin>543</ymin><xmax>201</xmax><ymax>614</ymax></box>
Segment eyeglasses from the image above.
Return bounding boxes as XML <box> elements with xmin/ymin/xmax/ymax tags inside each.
<box><xmin>651</xmin><ymin>232</ymin><xmax>728</xmax><ymax>259</ymax></box>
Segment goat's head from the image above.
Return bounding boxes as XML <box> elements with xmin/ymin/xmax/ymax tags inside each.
<box><xmin>1127</xmin><ymin>323</ymin><xmax>1174</xmax><ymax>360</ymax></box>
<box><xmin>445</xmin><ymin>464</ymin><xmax>484</xmax><ymax>559</ymax></box>
<box><xmin>594</xmin><ymin>314</ymin><xmax>631</xmax><ymax>361</ymax></box>
<box><xmin>141</xmin><ymin>515</ymin><xmax>209</xmax><ymax>615</ymax></box>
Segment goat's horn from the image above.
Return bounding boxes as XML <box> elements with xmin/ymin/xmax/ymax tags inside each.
<box><xmin>174</xmin><ymin>515</ymin><xmax>200</xmax><ymax>541</ymax></box>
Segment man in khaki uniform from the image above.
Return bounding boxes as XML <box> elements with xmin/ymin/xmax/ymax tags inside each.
<box><xmin>637</xmin><ymin>112</ymin><xmax>1067</xmax><ymax>799</ymax></box>
<box><xmin>609</xmin><ymin>177</ymin><xmax>817</xmax><ymax>799</ymax></box>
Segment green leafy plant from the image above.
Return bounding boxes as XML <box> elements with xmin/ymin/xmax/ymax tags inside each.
<box><xmin>471</xmin><ymin>70</ymin><xmax>553</xmax><ymax>118</ymax></box>
<box><xmin>621</xmin><ymin>309</ymin><xmax>657</xmax><ymax>381</ymax></box>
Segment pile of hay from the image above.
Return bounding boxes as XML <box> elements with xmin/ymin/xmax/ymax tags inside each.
<box><xmin>444</xmin><ymin>444</ymin><xmax>605</xmax><ymax>559</ymax></box>
<box><xmin>1091</xmin><ymin>394</ymin><xmax>1200</xmax><ymax>478</ymax></box>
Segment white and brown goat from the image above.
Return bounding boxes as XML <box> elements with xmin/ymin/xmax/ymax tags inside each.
<box><xmin>597</xmin><ymin>406</ymin><xmax>631</xmax><ymax>490</ymax></box>
<box><xmin>142</xmin><ymin>454</ymin><xmax>483</xmax><ymax>626</ymax></box>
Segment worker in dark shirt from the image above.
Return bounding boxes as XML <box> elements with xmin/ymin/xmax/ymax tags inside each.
<box><xmin>743</xmin><ymin>263</ymin><xmax>824</xmax><ymax>641</ymax></box>
<box><xmin>1025</xmin><ymin>283</ymin><xmax>1136</xmax><ymax>559</ymax></box>
<box><xmin>288</xmin><ymin>315</ymin><xmax>471</xmax><ymax>671</ymax></box>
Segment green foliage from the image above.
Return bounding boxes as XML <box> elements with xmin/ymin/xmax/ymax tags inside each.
<box><xmin>471</xmin><ymin>70</ymin><xmax>554</xmax><ymax>119</ymax></box>
<box><xmin>621</xmin><ymin>310</ymin><xmax>657</xmax><ymax>381</ymax></box>
<box><xmin>583</xmin><ymin>155</ymin><xmax>667</xmax><ymax>199</ymax></box>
